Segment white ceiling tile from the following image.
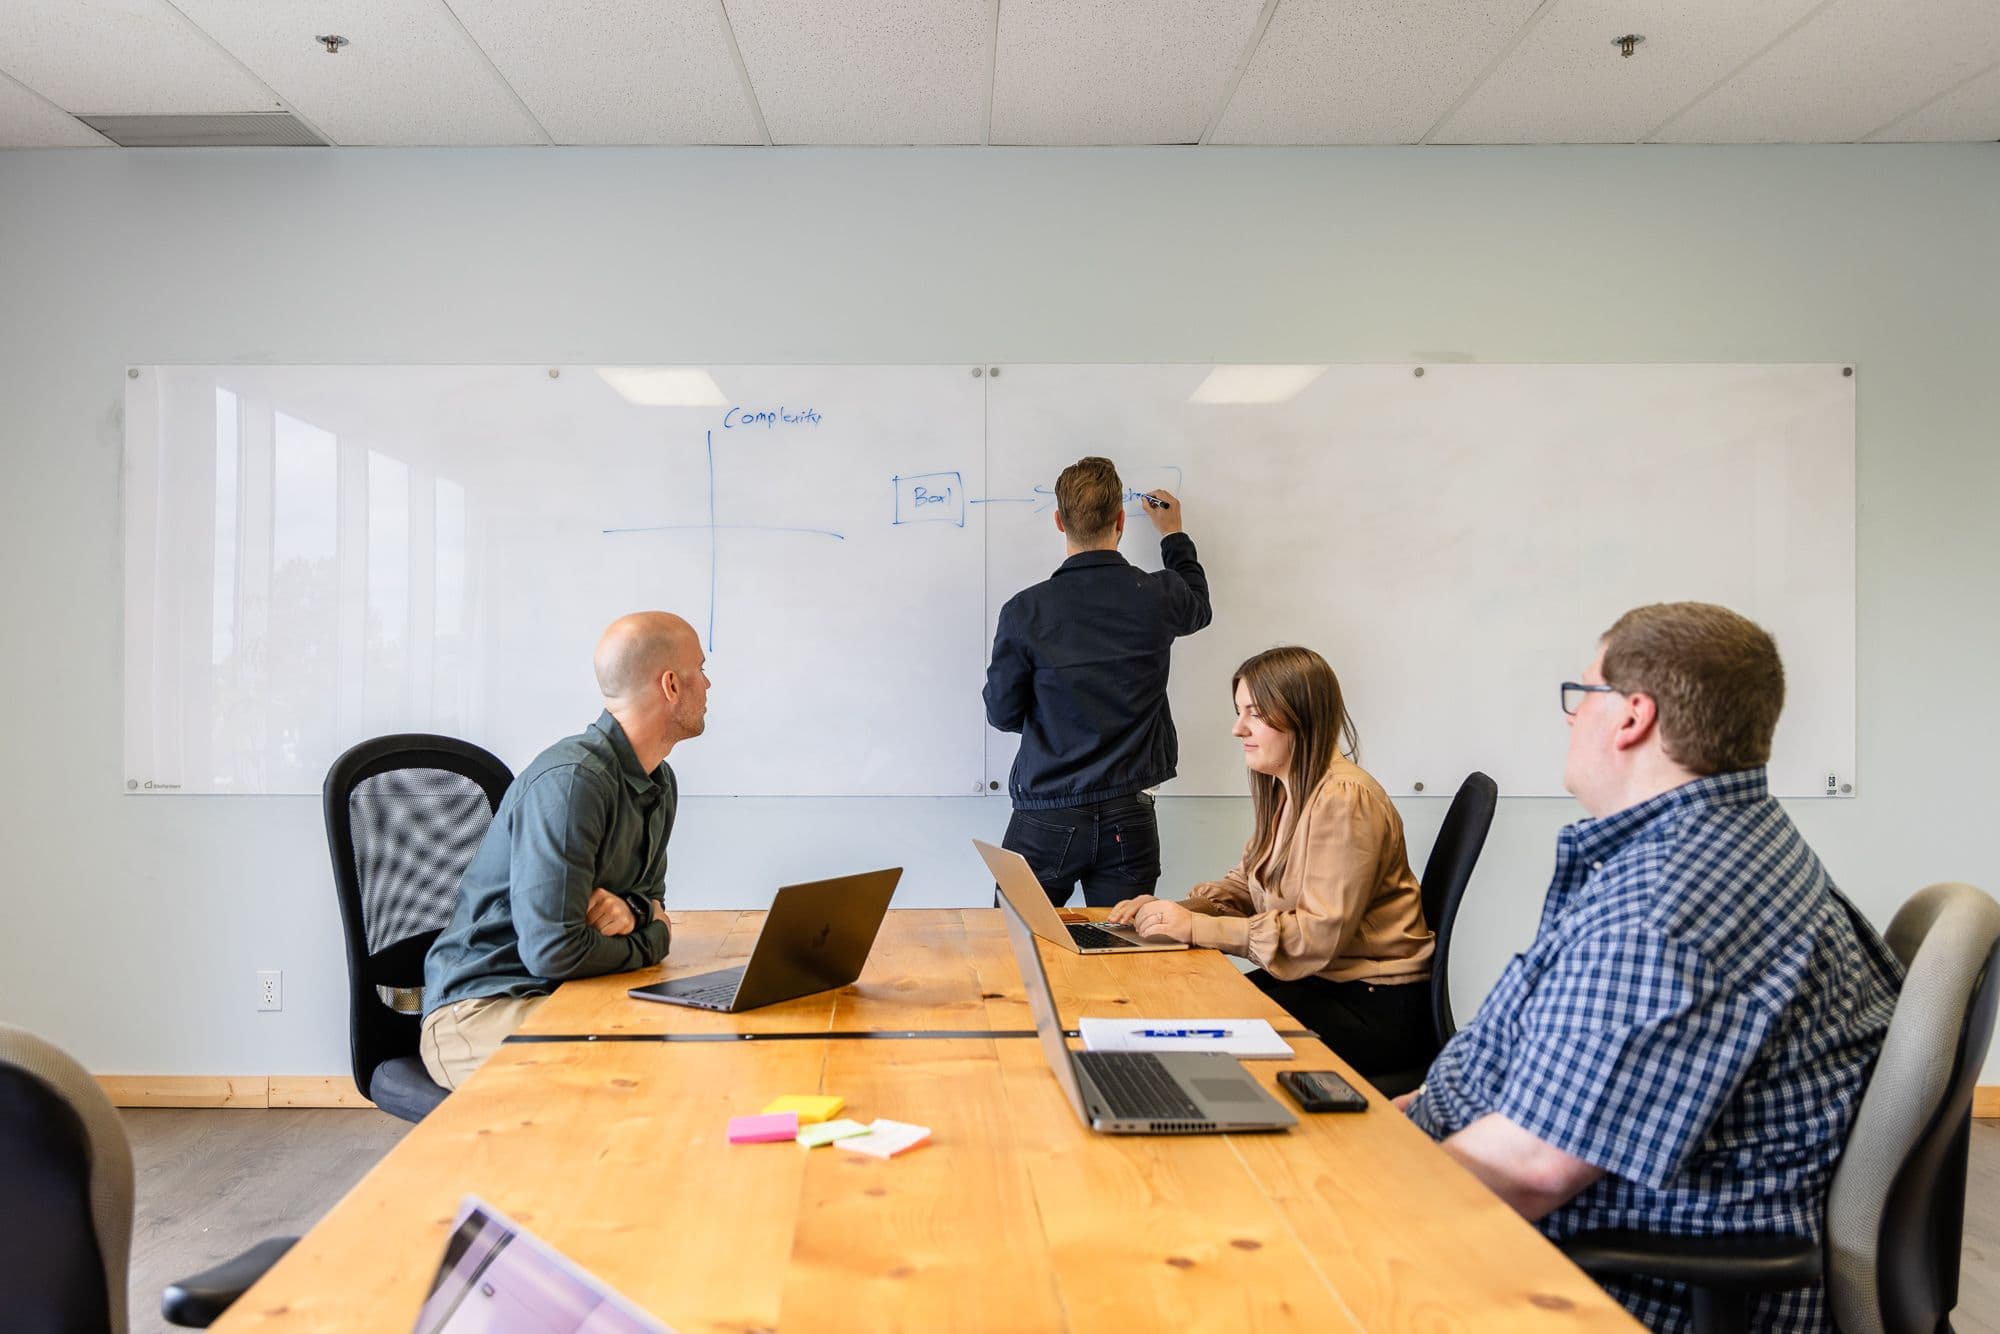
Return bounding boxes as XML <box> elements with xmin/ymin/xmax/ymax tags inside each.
<box><xmin>0</xmin><ymin>0</ymin><xmax>280</xmax><ymax>116</ymax></box>
<box><xmin>989</xmin><ymin>0</ymin><xmax>1266</xmax><ymax>146</ymax></box>
<box><xmin>1659</xmin><ymin>0</ymin><xmax>2000</xmax><ymax>143</ymax></box>
<box><xmin>1433</xmin><ymin>0</ymin><xmax>1824</xmax><ymax>144</ymax></box>
<box><xmin>1869</xmin><ymin>61</ymin><xmax>2000</xmax><ymax>141</ymax></box>
<box><xmin>1210</xmin><ymin>0</ymin><xmax>1545</xmax><ymax>144</ymax></box>
<box><xmin>447</xmin><ymin>0</ymin><xmax>760</xmax><ymax>145</ymax></box>
<box><xmin>0</xmin><ymin>71</ymin><xmax>112</xmax><ymax>146</ymax></box>
<box><xmin>170</xmin><ymin>0</ymin><xmax>548</xmax><ymax>146</ymax></box>
<box><xmin>727</xmin><ymin>0</ymin><xmax>991</xmax><ymax>145</ymax></box>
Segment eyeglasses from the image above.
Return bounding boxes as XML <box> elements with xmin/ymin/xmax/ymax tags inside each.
<box><xmin>1560</xmin><ymin>682</ymin><xmax>1622</xmax><ymax>716</ymax></box>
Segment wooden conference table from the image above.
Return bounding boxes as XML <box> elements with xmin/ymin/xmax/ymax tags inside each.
<box><xmin>215</xmin><ymin>910</ymin><xmax>1639</xmax><ymax>1332</ymax></box>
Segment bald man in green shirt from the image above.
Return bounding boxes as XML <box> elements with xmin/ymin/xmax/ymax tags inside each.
<box><xmin>421</xmin><ymin>611</ymin><xmax>711</xmax><ymax>1088</ymax></box>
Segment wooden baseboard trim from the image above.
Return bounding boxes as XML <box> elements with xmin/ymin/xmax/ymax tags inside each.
<box><xmin>98</xmin><ymin>1076</ymin><xmax>373</xmax><ymax>1110</ymax></box>
<box><xmin>1977</xmin><ymin>1086</ymin><xmax>1999</xmax><ymax>1120</ymax></box>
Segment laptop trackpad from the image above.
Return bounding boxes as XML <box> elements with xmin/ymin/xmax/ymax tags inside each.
<box><xmin>1192</xmin><ymin>1077</ymin><xmax>1266</xmax><ymax>1105</ymax></box>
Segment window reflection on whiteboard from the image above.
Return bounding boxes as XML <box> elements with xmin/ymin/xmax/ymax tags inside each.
<box><xmin>412</xmin><ymin>1197</ymin><xmax>669</xmax><ymax>1334</ymax></box>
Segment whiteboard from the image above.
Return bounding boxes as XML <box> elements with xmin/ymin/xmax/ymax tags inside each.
<box><xmin>985</xmin><ymin>364</ymin><xmax>1855</xmax><ymax>799</ymax></box>
<box><xmin>124</xmin><ymin>364</ymin><xmax>988</xmax><ymax>796</ymax></box>
<box><xmin>125</xmin><ymin>363</ymin><xmax>1853</xmax><ymax>798</ymax></box>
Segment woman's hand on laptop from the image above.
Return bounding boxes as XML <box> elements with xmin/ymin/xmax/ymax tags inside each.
<box><xmin>1105</xmin><ymin>894</ymin><xmax>1159</xmax><ymax>926</ymax></box>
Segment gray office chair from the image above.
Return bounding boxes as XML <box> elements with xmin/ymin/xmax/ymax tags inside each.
<box><xmin>1564</xmin><ymin>881</ymin><xmax>2000</xmax><ymax>1334</ymax></box>
<box><xmin>0</xmin><ymin>1025</ymin><xmax>293</xmax><ymax>1331</ymax></box>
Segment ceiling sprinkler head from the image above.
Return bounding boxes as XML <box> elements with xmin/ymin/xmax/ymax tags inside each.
<box><xmin>316</xmin><ymin>34</ymin><xmax>349</xmax><ymax>55</ymax></box>
<box><xmin>1613</xmin><ymin>34</ymin><xmax>1646</xmax><ymax>58</ymax></box>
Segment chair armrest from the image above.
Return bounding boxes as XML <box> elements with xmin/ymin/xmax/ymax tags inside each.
<box><xmin>161</xmin><ymin>1235</ymin><xmax>299</xmax><ymax>1328</ymax></box>
<box><xmin>1561</xmin><ymin>1228</ymin><xmax>1821</xmax><ymax>1291</ymax></box>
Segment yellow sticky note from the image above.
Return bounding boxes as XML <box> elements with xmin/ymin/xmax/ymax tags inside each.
<box><xmin>762</xmin><ymin>1094</ymin><xmax>844</xmax><ymax>1124</ymax></box>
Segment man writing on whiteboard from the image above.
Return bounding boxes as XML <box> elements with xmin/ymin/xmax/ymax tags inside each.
<box><xmin>419</xmin><ymin>611</ymin><xmax>708</xmax><ymax>1088</ymax></box>
<box><xmin>983</xmin><ymin>456</ymin><xmax>1211</xmax><ymax>907</ymax></box>
<box><xmin>1400</xmin><ymin>603</ymin><xmax>1900</xmax><ymax>1331</ymax></box>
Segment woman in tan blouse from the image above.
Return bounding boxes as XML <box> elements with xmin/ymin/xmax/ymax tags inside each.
<box><xmin>1107</xmin><ymin>645</ymin><xmax>1435</xmax><ymax>1081</ymax></box>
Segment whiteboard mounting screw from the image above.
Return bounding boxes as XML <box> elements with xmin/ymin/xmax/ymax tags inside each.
<box><xmin>548</xmin><ymin>368</ymin><xmax>560</xmax><ymax>378</ymax></box>
<box><xmin>316</xmin><ymin>34</ymin><xmax>349</xmax><ymax>54</ymax></box>
<box><xmin>988</xmin><ymin>367</ymin><xmax>1001</xmax><ymax>377</ymax></box>
<box><xmin>972</xmin><ymin>367</ymin><xmax>984</xmax><ymax>377</ymax></box>
<box><xmin>1412</xmin><ymin>367</ymin><xmax>1425</xmax><ymax>378</ymax></box>
<box><xmin>1843</xmin><ymin>367</ymin><xmax>1853</xmax><ymax>377</ymax></box>
<box><xmin>127</xmin><ymin>368</ymin><xmax>139</xmax><ymax>379</ymax></box>
<box><xmin>1412</xmin><ymin>780</ymin><xmax>1426</xmax><ymax>793</ymax></box>
<box><xmin>1841</xmin><ymin>784</ymin><xmax>1852</xmax><ymax>794</ymax></box>
<box><xmin>1613</xmin><ymin>34</ymin><xmax>1645</xmax><ymax>58</ymax></box>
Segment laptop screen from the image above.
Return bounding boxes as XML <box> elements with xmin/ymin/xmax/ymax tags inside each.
<box><xmin>412</xmin><ymin>1196</ymin><xmax>670</xmax><ymax>1334</ymax></box>
<box><xmin>997</xmin><ymin>893</ymin><xmax>1093</xmax><ymax>1122</ymax></box>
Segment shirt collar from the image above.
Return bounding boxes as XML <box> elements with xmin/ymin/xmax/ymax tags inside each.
<box><xmin>590</xmin><ymin>710</ymin><xmax>664</xmax><ymax>794</ymax></box>
<box><xmin>1055</xmin><ymin>550</ymin><xmax>1130</xmax><ymax>575</ymax></box>
<box><xmin>1566</xmin><ymin>767</ymin><xmax>1771</xmax><ymax>864</ymax></box>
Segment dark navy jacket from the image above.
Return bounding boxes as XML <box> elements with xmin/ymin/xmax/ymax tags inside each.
<box><xmin>983</xmin><ymin>534</ymin><xmax>1211</xmax><ymax>809</ymax></box>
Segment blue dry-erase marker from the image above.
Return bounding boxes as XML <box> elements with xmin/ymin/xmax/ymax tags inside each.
<box><xmin>1132</xmin><ymin>1028</ymin><xmax>1229</xmax><ymax>1039</ymax></box>
<box><xmin>1139</xmin><ymin>493</ymin><xmax>1169</xmax><ymax>509</ymax></box>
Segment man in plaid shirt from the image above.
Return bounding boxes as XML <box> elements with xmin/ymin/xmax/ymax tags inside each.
<box><xmin>1403</xmin><ymin>603</ymin><xmax>1901</xmax><ymax>1331</ymax></box>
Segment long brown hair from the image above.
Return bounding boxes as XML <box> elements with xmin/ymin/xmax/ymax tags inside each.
<box><xmin>1234</xmin><ymin>646</ymin><xmax>1359</xmax><ymax>877</ymax></box>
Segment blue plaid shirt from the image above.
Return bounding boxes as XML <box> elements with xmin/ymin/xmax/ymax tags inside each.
<box><xmin>1408</xmin><ymin>769</ymin><xmax>1901</xmax><ymax>1332</ymax></box>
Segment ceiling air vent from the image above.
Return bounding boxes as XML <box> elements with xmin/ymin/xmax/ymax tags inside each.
<box><xmin>76</xmin><ymin>112</ymin><xmax>326</xmax><ymax>148</ymax></box>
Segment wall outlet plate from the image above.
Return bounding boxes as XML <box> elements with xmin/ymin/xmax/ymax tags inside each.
<box><xmin>257</xmin><ymin>970</ymin><xmax>282</xmax><ymax>1011</ymax></box>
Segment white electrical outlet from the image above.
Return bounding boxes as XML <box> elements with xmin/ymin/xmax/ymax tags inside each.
<box><xmin>257</xmin><ymin>970</ymin><xmax>282</xmax><ymax>1011</ymax></box>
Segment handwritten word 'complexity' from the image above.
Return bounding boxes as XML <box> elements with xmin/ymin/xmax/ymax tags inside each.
<box><xmin>723</xmin><ymin>405</ymin><xmax>823</xmax><ymax>430</ymax></box>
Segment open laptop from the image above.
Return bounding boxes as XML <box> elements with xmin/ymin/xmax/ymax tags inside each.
<box><xmin>999</xmin><ymin>891</ymin><xmax>1294</xmax><ymax>1135</ymax></box>
<box><xmin>627</xmin><ymin>868</ymin><xmax>901</xmax><ymax>1013</ymax></box>
<box><xmin>974</xmin><ymin>839</ymin><xmax>1188</xmax><ymax>954</ymax></box>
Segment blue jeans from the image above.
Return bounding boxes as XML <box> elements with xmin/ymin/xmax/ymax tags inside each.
<box><xmin>1001</xmin><ymin>794</ymin><xmax>1161</xmax><ymax>909</ymax></box>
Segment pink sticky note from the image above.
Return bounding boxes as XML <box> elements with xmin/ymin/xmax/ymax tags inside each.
<box><xmin>728</xmin><ymin>1111</ymin><xmax>799</xmax><ymax>1144</ymax></box>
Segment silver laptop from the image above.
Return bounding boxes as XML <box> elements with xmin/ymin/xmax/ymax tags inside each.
<box><xmin>975</xmin><ymin>839</ymin><xmax>1189</xmax><ymax>955</ymax></box>
<box><xmin>413</xmin><ymin>1195</ymin><xmax>667</xmax><ymax>1333</ymax></box>
<box><xmin>999</xmin><ymin>891</ymin><xmax>1294</xmax><ymax>1135</ymax></box>
<box><xmin>627</xmin><ymin>868</ymin><xmax>901</xmax><ymax>1012</ymax></box>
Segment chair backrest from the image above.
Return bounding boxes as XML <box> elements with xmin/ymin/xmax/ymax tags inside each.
<box><xmin>0</xmin><ymin>1025</ymin><xmax>133</xmax><ymax>1334</ymax></box>
<box><xmin>324</xmin><ymin>733</ymin><xmax>513</xmax><ymax>1100</ymax></box>
<box><xmin>1825</xmin><ymin>882</ymin><xmax>2000</xmax><ymax>1334</ymax></box>
<box><xmin>1418</xmin><ymin>771</ymin><xmax>1498</xmax><ymax>1047</ymax></box>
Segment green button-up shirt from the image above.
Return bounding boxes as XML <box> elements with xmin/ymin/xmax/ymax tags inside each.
<box><xmin>424</xmin><ymin>711</ymin><xmax>675</xmax><ymax>1014</ymax></box>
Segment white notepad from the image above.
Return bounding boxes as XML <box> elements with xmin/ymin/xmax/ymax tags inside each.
<box><xmin>1077</xmin><ymin>1017</ymin><xmax>1295</xmax><ymax>1059</ymax></box>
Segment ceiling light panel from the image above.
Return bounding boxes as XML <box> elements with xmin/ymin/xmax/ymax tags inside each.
<box><xmin>0</xmin><ymin>0</ymin><xmax>279</xmax><ymax>116</ymax></box>
<box><xmin>1658</xmin><ymin>0</ymin><xmax>2000</xmax><ymax>143</ymax></box>
<box><xmin>989</xmin><ymin>0</ymin><xmax>1267</xmax><ymax>146</ymax></box>
<box><xmin>170</xmin><ymin>0</ymin><xmax>548</xmax><ymax>145</ymax></box>
<box><xmin>1432</xmin><ymin>0</ymin><xmax>1823</xmax><ymax>144</ymax></box>
<box><xmin>726</xmin><ymin>0</ymin><xmax>991</xmax><ymax>145</ymax></box>
<box><xmin>447</xmin><ymin>0</ymin><xmax>761</xmax><ymax>145</ymax></box>
<box><xmin>1210</xmin><ymin>0</ymin><xmax>1544</xmax><ymax>145</ymax></box>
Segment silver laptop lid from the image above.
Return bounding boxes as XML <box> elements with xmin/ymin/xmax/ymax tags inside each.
<box><xmin>997</xmin><ymin>892</ymin><xmax>1094</xmax><ymax>1121</ymax></box>
<box><xmin>976</xmin><ymin>839</ymin><xmax>1074</xmax><ymax>942</ymax></box>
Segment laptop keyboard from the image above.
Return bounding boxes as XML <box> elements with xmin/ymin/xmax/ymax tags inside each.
<box><xmin>1077</xmin><ymin>1051</ymin><xmax>1204</xmax><ymax>1121</ymax></box>
<box><xmin>1067</xmin><ymin>922</ymin><xmax>1139</xmax><ymax>950</ymax></box>
<box><xmin>670</xmin><ymin>966</ymin><xmax>745</xmax><ymax>1009</ymax></box>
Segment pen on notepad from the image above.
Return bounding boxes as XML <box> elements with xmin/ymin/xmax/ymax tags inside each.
<box><xmin>1131</xmin><ymin>1028</ymin><xmax>1229</xmax><ymax>1039</ymax></box>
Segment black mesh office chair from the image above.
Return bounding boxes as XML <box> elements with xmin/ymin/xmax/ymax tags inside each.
<box><xmin>1371</xmin><ymin>771</ymin><xmax>1498</xmax><ymax>1098</ymax></box>
<box><xmin>1562</xmin><ymin>881</ymin><xmax>2000</xmax><ymax>1334</ymax></box>
<box><xmin>324</xmin><ymin>733</ymin><xmax>513</xmax><ymax>1122</ymax></box>
<box><xmin>0</xmin><ymin>1024</ymin><xmax>293</xmax><ymax>1331</ymax></box>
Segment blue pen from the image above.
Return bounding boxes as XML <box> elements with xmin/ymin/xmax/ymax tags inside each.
<box><xmin>1132</xmin><ymin>1028</ymin><xmax>1229</xmax><ymax>1039</ymax></box>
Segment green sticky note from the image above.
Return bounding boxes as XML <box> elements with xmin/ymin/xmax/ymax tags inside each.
<box><xmin>796</xmin><ymin>1117</ymin><xmax>871</xmax><ymax>1149</ymax></box>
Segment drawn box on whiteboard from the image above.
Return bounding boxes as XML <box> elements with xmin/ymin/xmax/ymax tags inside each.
<box><xmin>892</xmin><ymin>472</ymin><xmax>965</xmax><ymax>528</ymax></box>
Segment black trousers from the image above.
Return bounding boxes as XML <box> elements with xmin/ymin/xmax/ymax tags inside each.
<box><xmin>1247</xmin><ymin>970</ymin><xmax>1436</xmax><ymax>1080</ymax></box>
<box><xmin>1002</xmin><ymin>794</ymin><xmax>1161</xmax><ymax>908</ymax></box>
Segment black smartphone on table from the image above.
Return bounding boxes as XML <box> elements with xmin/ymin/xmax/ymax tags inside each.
<box><xmin>1276</xmin><ymin>1068</ymin><xmax>1369</xmax><ymax>1113</ymax></box>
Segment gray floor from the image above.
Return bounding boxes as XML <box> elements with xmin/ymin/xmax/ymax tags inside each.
<box><xmin>123</xmin><ymin>1109</ymin><xmax>1999</xmax><ymax>1332</ymax></box>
